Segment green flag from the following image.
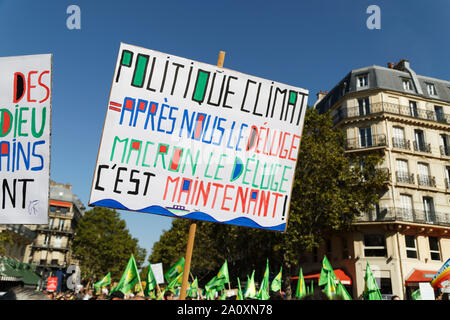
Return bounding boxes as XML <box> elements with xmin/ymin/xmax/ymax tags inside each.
<box><xmin>205</xmin><ymin>261</ymin><xmax>229</xmax><ymax>292</ymax></box>
<box><xmin>167</xmin><ymin>272</ymin><xmax>183</xmax><ymax>293</ymax></box>
<box><xmin>270</xmin><ymin>267</ymin><xmax>282</xmax><ymax>292</ymax></box>
<box><xmin>205</xmin><ymin>287</ymin><xmax>216</xmax><ymax>300</ymax></box>
<box><xmin>319</xmin><ymin>256</ymin><xmax>336</xmax><ymax>286</ymax></box>
<box><xmin>94</xmin><ymin>272</ymin><xmax>111</xmax><ymax>293</ymax></box>
<box><xmin>144</xmin><ymin>265</ymin><xmax>157</xmax><ymax>297</ymax></box>
<box><xmin>323</xmin><ymin>272</ymin><xmax>337</xmax><ymax>299</ymax></box>
<box><xmin>295</xmin><ymin>268</ymin><xmax>307</xmax><ymax>299</ymax></box>
<box><xmin>336</xmin><ymin>279</ymin><xmax>352</xmax><ymax>300</ymax></box>
<box><xmin>219</xmin><ymin>291</ymin><xmax>227</xmax><ymax>300</ymax></box>
<box><xmin>411</xmin><ymin>289</ymin><xmax>421</xmax><ymax>300</ymax></box>
<box><xmin>236</xmin><ymin>277</ymin><xmax>244</xmax><ymax>300</ymax></box>
<box><xmin>244</xmin><ymin>271</ymin><xmax>257</xmax><ymax>299</ymax></box>
<box><xmin>310</xmin><ymin>279</ymin><xmax>314</xmax><ymax>295</ymax></box>
<box><xmin>164</xmin><ymin>257</ymin><xmax>185</xmax><ymax>283</ymax></box>
<box><xmin>257</xmin><ymin>260</ymin><xmax>270</xmax><ymax>300</ymax></box>
<box><xmin>110</xmin><ymin>254</ymin><xmax>142</xmax><ymax>295</ymax></box>
<box><xmin>188</xmin><ymin>277</ymin><xmax>198</xmax><ymax>298</ymax></box>
<box><xmin>363</xmin><ymin>262</ymin><xmax>382</xmax><ymax>300</ymax></box>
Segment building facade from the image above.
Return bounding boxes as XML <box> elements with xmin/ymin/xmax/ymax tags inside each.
<box><xmin>25</xmin><ymin>181</ymin><xmax>85</xmax><ymax>280</ymax></box>
<box><xmin>312</xmin><ymin>59</ymin><xmax>450</xmax><ymax>299</ymax></box>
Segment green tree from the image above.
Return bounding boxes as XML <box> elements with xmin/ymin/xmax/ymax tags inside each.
<box><xmin>149</xmin><ymin>108</ymin><xmax>388</xmax><ymax>295</ymax></box>
<box><xmin>0</xmin><ymin>230</ymin><xmax>13</xmax><ymax>256</ymax></box>
<box><xmin>72</xmin><ymin>207</ymin><xmax>147</xmax><ymax>283</ymax></box>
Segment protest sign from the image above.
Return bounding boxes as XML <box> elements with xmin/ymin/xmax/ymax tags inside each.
<box><xmin>89</xmin><ymin>43</ymin><xmax>308</xmax><ymax>232</ymax></box>
<box><xmin>0</xmin><ymin>54</ymin><xmax>52</xmax><ymax>224</ymax></box>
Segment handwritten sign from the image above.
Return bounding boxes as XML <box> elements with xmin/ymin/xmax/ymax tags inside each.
<box><xmin>0</xmin><ymin>54</ymin><xmax>52</xmax><ymax>224</ymax></box>
<box><xmin>89</xmin><ymin>43</ymin><xmax>308</xmax><ymax>231</ymax></box>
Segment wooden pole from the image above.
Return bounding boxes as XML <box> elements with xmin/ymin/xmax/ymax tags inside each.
<box><xmin>179</xmin><ymin>51</ymin><xmax>226</xmax><ymax>301</ymax></box>
<box><xmin>179</xmin><ymin>223</ymin><xmax>197</xmax><ymax>300</ymax></box>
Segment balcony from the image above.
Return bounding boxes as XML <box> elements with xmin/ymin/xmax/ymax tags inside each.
<box><xmin>417</xmin><ymin>174</ymin><xmax>436</xmax><ymax>188</ymax></box>
<box><xmin>36</xmin><ymin>226</ymin><xmax>74</xmax><ymax>235</ymax></box>
<box><xmin>413</xmin><ymin>141</ymin><xmax>432</xmax><ymax>153</ymax></box>
<box><xmin>440</xmin><ymin>145</ymin><xmax>450</xmax><ymax>157</ymax></box>
<box><xmin>31</xmin><ymin>242</ymin><xmax>70</xmax><ymax>252</ymax></box>
<box><xmin>345</xmin><ymin>134</ymin><xmax>386</xmax><ymax>150</ymax></box>
<box><xmin>333</xmin><ymin>102</ymin><xmax>450</xmax><ymax>125</ymax></box>
<box><xmin>392</xmin><ymin>138</ymin><xmax>410</xmax><ymax>150</ymax></box>
<box><xmin>396</xmin><ymin>171</ymin><xmax>415</xmax><ymax>184</ymax></box>
<box><xmin>357</xmin><ymin>207</ymin><xmax>450</xmax><ymax>226</ymax></box>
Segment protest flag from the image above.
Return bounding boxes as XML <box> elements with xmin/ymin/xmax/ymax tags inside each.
<box><xmin>164</xmin><ymin>257</ymin><xmax>185</xmax><ymax>283</ymax></box>
<box><xmin>205</xmin><ymin>260</ymin><xmax>229</xmax><ymax>292</ymax></box>
<box><xmin>236</xmin><ymin>277</ymin><xmax>244</xmax><ymax>300</ymax></box>
<box><xmin>318</xmin><ymin>256</ymin><xmax>336</xmax><ymax>286</ymax></box>
<box><xmin>188</xmin><ymin>277</ymin><xmax>199</xmax><ymax>298</ymax></box>
<box><xmin>257</xmin><ymin>260</ymin><xmax>270</xmax><ymax>300</ymax></box>
<box><xmin>363</xmin><ymin>262</ymin><xmax>382</xmax><ymax>300</ymax></box>
<box><xmin>94</xmin><ymin>272</ymin><xmax>111</xmax><ymax>293</ymax></box>
<box><xmin>110</xmin><ymin>254</ymin><xmax>142</xmax><ymax>295</ymax></box>
<box><xmin>144</xmin><ymin>265</ymin><xmax>157</xmax><ymax>297</ymax></box>
<box><xmin>336</xmin><ymin>279</ymin><xmax>352</xmax><ymax>300</ymax></box>
<box><xmin>430</xmin><ymin>258</ymin><xmax>450</xmax><ymax>289</ymax></box>
<box><xmin>295</xmin><ymin>268</ymin><xmax>307</xmax><ymax>299</ymax></box>
<box><xmin>271</xmin><ymin>267</ymin><xmax>282</xmax><ymax>292</ymax></box>
<box><xmin>244</xmin><ymin>270</ymin><xmax>257</xmax><ymax>299</ymax></box>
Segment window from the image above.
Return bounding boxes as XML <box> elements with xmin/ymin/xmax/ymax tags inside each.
<box><xmin>43</xmin><ymin>234</ymin><xmax>50</xmax><ymax>246</ymax></box>
<box><xmin>364</xmin><ymin>234</ymin><xmax>386</xmax><ymax>257</ymax></box>
<box><xmin>426</xmin><ymin>83</ymin><xmax>437</xmax><ymax>96</ymax></box>
<box><xmin>445</xmin><ymin>166</ymin><xmax>450</xmax><ymax>189</ymax></box>
<box><xmin>414</xmin><ymin>129</ymin><xmax>427</xmax><ymax>152</ymax></box>
<box><xmin>440</xmin><ymin>134</ymin><xmax>450</xmax><ymax>156</ymax></box>
<box><xmin>53</xmin><ymin>236</ymin><xmax>63</xmax><ymax>248</ymax></box>
<box><xmin>417</xmin><ymin>163</ymin><xmax>432</xmax><ymax>187</ymax></box>
<box><xmin>357</xmin><ymin>74</ymin><xmax>369</xmax><ymax>88</ymax></box>
<box><xmin>409</xmin><ymin>101</ymin><xmax>418</xmax><ymax>118</ymax></box>
<box><xmin>399</xmin><ymin>194</ymin><xmax>414</xmax><ymax>221</ymax></box>
<box><xmin>359</xmin><ymin>127</ymin><xmax>372</xmax><ymax>147</ymax></box>
<box><xmin>48</xmin><ymin>218</ymin><xmax>54</xmax><ymax>229</ymax></box>
<box><xmin>49</xmin><ymin>206</ymin><xmax>69</xmax><ymax>214</ymax></box>
<box><xmin>396</xmin><ymin>159</ymin><xmax>411</xmax><ymax>184</ymax></box>
<box><xmin>423</xmin><ymin>197</ymin><xmax>436</xmax><ymax>223</ymax></box>
<box><xmin>402</xmin><ymin>79</ymin><xmax>413</xmax><ymax>91</ymax></box>
<box><xmin>358</xmin><ymin>98</ymin><xmax>370</xmax><ymax>116</ymax></box>
<box><xmin>405</xmin><ymin>235</ymin><xmax>418</xmax><ymax>259</ymax></box>
<box><xmin>50</xmin><ymin>259</ymin><xmax>58</xmax><ymax>266</ymax></box>
<box><xmin>58</xmin><ymin>219</ymin><xmax>65</xmax><ymax>231</ymax></box>
<box><xmin>392</xmin><ymin>127</ymin><xmax>407</xmax><ymax>149</ymax></box>
<box><xmin>434</xmin><ymin>106</ymin><xmax>445</xmax><ymax>123</ymax></box>
<box><xmin>428</xmin><ymin>237</ymin><xmax>440</xmax><ymax>261</ymax></box>
<box><xmin>379</xmin><ymin>278</ymin><xmax>393</xmax><ymax>295</ymax></box>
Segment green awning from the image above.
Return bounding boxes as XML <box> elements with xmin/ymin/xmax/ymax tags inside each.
<box><xmin>0</xmin><ymin>259</ymin><xmax>41</xmax><ymax>285</ymax></box>
<box><xmin>0</xmin><ymin>261</ymin><xmax>23</xmax><ymax>282</ymax></box>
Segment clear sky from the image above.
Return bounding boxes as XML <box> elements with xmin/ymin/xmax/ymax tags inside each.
<box><xmin>0</xmin><ymin>0</ymin><xmax>448</xmax><ymax>262</ymax></box>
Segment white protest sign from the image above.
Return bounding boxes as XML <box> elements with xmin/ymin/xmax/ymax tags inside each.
<box><xmin>89</xmin><ymin>43</ymin><xmax>308</xmax><ymax>231</ymax></box>
<box><xmin>151</xmin><ymin>263</ymin><xmax>164</xmax><ymax>284</ymax></box>
<box><xmin>419</xmin><ymin>282</ymin><xmax>435</xmax><ymax>300</ymax></box>
<box><xmin>0</xmin><ymin>54</ymin><xmax>52</xmax><ymax>224</ymax></box>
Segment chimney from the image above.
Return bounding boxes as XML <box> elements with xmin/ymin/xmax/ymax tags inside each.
<box><xmin>316</xmin><ymin>90</ymin><xmax>328</xmax><ymax>102</ymax></box>
<box><xmin>387</xmin><ymin>62</ymin><xmax>394</xmax><ymax>69</ymax></box>
<box><xmin>393</xmin><ymin>59</ymin><xmax>410</xmax><ymax>71</ymax></box>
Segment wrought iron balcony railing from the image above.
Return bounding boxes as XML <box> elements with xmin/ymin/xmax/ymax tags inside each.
<box><xmin>333</xmin><ymin>102</ymin><xmax>450</xmax><ymax>125</ymax></box>
<box><xmin>357</xmin><ymin>207</ymin><xmax>450</xmax><ymax>226</ymax></box>
<box><xmin>417</xmin><ymin>174</ymin><xmax>436</xmax><ymax>188</ymax></box>
<box><xmin>345</xmin><ymin>134</ymin><xmax>386</xmax><ymax>150</ymax></box>
<box><xmin>413</xmin><ymin>141</ymin><xmax>432</xmax><ymax>153</ymax></box>
<box><xmin>396</xmin><ymin>171</ymin><xmax>415</xmax><ymax>184</ymax></box>
<box><xmin>392</xmin><ymin>138</ymin><xmax>410</xmax><ymax>150</ymax></box>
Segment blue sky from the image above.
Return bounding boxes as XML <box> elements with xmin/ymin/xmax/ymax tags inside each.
<box><xmin>0</xmin><ymin>0</ymin><xmax>448</xmax><ymax>263</ymax></box>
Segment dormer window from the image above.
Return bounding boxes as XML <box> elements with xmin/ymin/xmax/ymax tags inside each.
<box><xmin>357</xmin><ymin>74</ymin><xmax>369</xmax><ymax>88</ymax></box>
<box><xmin>426</xmin><ymin>83</ymin><xmax>437</xmax><ymax>96</ymax></box>
<box><xmin>402</xmin><ymin>79</ymin><xmax>413</xmax><ymax>91</ymax></box>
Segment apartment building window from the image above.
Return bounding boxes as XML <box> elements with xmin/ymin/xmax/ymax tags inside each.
<box><xmin>53</xmin><ymin>236</ymin><xmax>63</xmax><ymax>248</ymax></box>
<box><xmin>43</xmin><ymin>234</ymin><xmax>50</xmax><ymax>246</ymax></box>
<box><xmin>58</xmin><ymin>219</ymin><xmax>65</xmax><ymax>231</ymax></box>
<box><xmin>392</xmin><ymin>126</ymin><xmax>408</xmax><ymax>149</ymax></box>
<box><xmin>426</xmin><ymin>83</ymin><xmax>437</xmax><ymax>96</ymax></box>
<box><xmin>359</xmin><ymin>127</ymin><xmax>372</xmax><ymax>147</ymax></box>
<box><xmin>48</xmin><ymin>218</ymin><xmax>55</xmax><ymax>229</ymax></box>
<box><xmin>428</xmin><ymin>237</ymin><xmax>440</xmax><ymax>261</ymax></box>
<box><xmin>402</xmin><ymin>79</ymin><xmax>413</xmax><ymax>91</ymax></box>
<box><xmin>440</xmin><ymin>134</ymin><xmax>450</xmax><ymax>156</ymax></box>
<box><xmin>399</xmin><ymin>194</ymin><xmax>414</xmax><ymax>221</ymax></box>
<box><xmin>434</xmin><ymin>106</ymin><xmax>445</xmax><ymax>123</ymax></box>
<box><xmin>50</xmin><ymin>259</ymin><xmax>58</xmax><ymax>266</ymax></box>
<box><xmin>414</xmin><ymin>129</ymin><xmax>428</xmax><ymax>152</ymax></box>
<box><xmin>357</xmin><ymin>74</ymin><xmax>369</xmax><ymax>88</ymax></box>
<box><xmin>405</xmin><ymin>235</ymin><xmax>418</xmax><ymax>259</ymax></box>
<box><xmin>409</xmin><ymin>101</ymin><xmax>418</xmax><ymax>118</ymax></box>
<box><xmin>358</xmin><ymin>98</ymin><xmax>370</xmax><ymax>116</ymax></box>
<box><xmin>364</xmin><ymin>234</ymin><xmax>386</xmax><ymax>257</ymax></box>
<box><xmin>423</xmin><ymin>197</ymin><xmax>436</xmax><ymax>223</ymax></box>
<box><xmin>417</xmin><ymin>163</ymin><xmax>432</xmax><ymax>187</ymax></box>
<box><xmin>396</xmin><ymin>159</ymin><xmax>411</xmax><ymax>184</ymax></box>
<box><xmin>445</xmin><ymin>166</ymin><xmax>450</xmax><ymax>189</ymax></box>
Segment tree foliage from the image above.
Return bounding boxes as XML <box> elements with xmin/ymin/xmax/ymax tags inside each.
<box><xmin>72</xmin><ymin>207</ymin><xmax>146</xmax><ymax>282</ymax></box>
<box><xmin>0</xmin><ymin>231</ymin><xmax>13</xmax><ymax>256</ymax></box>
<box><xmin>149</xmin><ymin>108</ymin><xmax>388</xmax><ymax>294</ymax></box>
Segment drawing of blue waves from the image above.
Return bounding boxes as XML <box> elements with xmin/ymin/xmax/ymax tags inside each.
<box><xmin>90</xmin><ymin>199</ymin><xmax>286</xmax><ymax>232</ymax></box>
